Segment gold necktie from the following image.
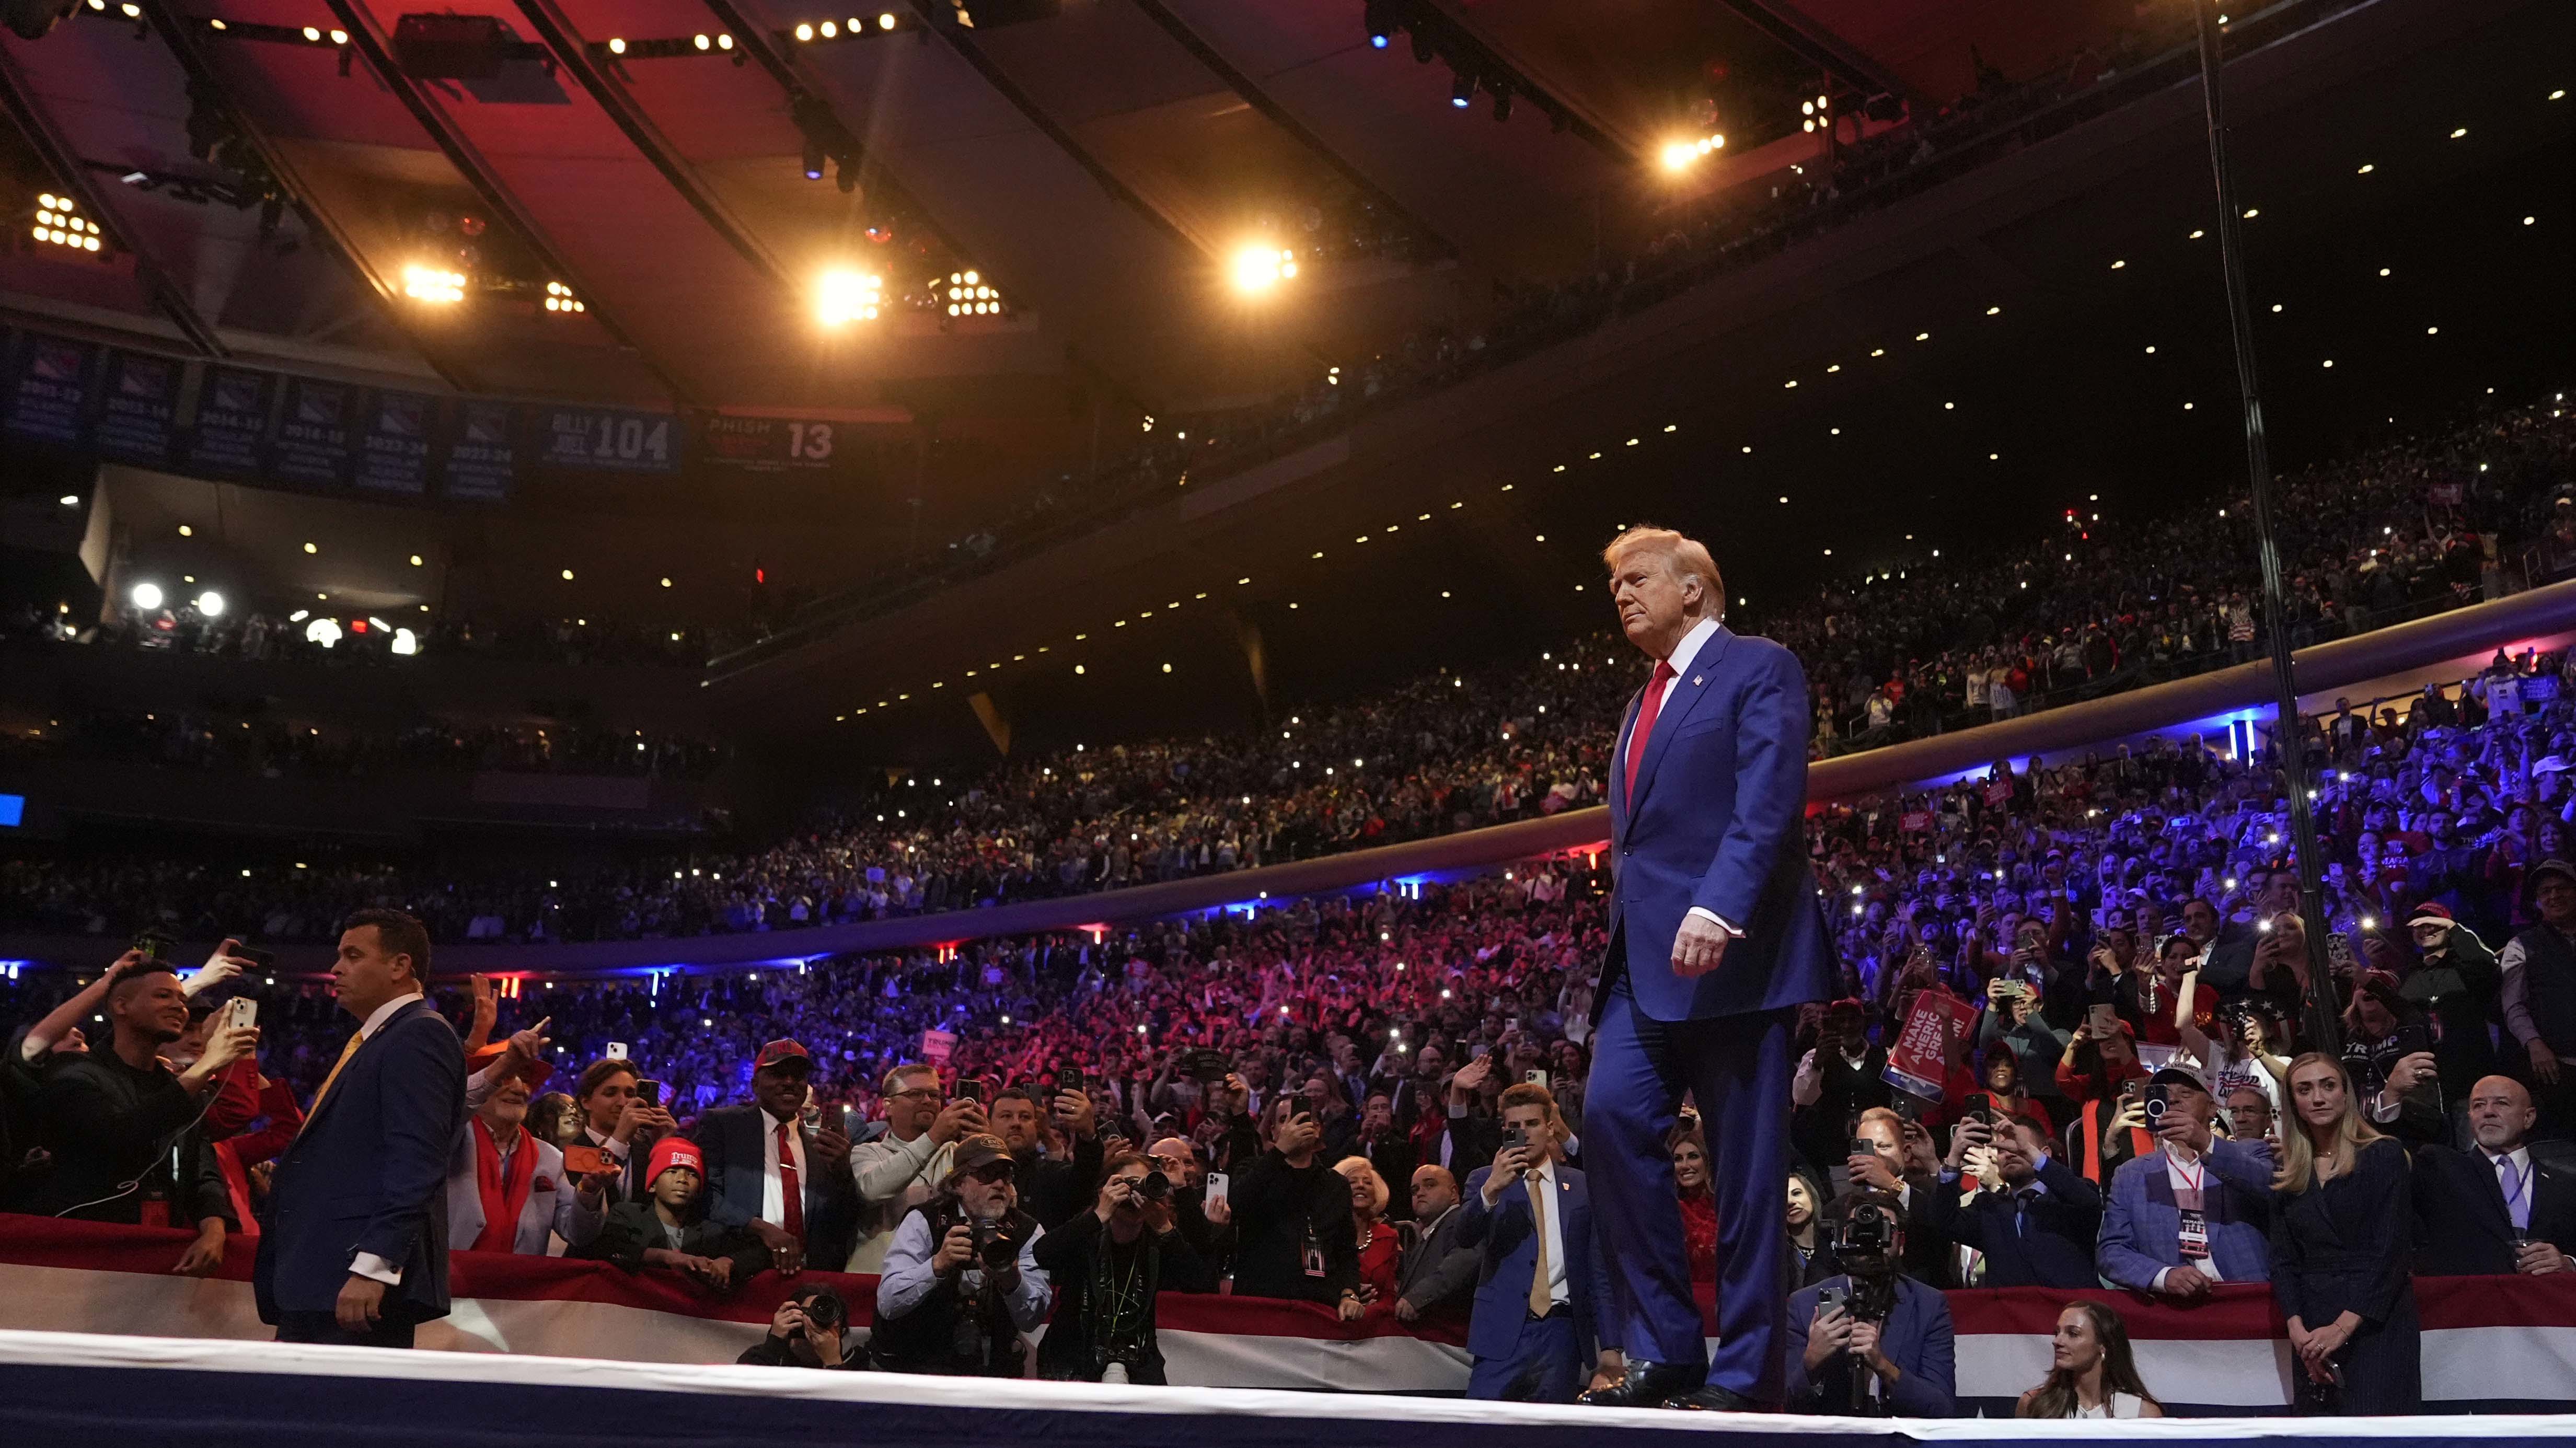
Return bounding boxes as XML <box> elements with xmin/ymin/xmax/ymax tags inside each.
<box><xmin>297</xmin><ymin>1032</ymin><xmax>365</xmax><ymax>1135</ymax></box>
<box><xmin>1526</xmin><ymin>1175</ymin><xmax>1554</xmax><ymax>1316</ymax></box>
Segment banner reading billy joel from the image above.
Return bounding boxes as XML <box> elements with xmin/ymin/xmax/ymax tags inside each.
<box><xmin>353</xmin><ymin>390</ymin><xmax>434</xmax><ymax>495</ymax></box>
<box><xmin>534</xmin><ymin>404</ymin><xmax>676</xmax><ymax>473</ymax></box>
<box><xmin>270</xmin><ymin>378</ymin><xmax>357</xmax><ymax>486</ymax></box>
<box><xmin>1882</xmin><ymin>987</ymin><xmax>1978</xmax><ymax>1101</ymax></box>
<box><xmin>0</xmin><ymin>331</ymin><xmax>95</xmax><ymax>446</ymax></box>
<box><xmin>183</xmin><ymin>366</ymin><xmax>273</xmax><ymax>478</ymax></box>
<box><xmin>90</xmin><ymin>350</ymin><xmax>181</xmax><ymax>465</ymax></box>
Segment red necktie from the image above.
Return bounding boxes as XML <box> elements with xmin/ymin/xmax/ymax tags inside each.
<box><xmin>774</xmin><ymin>1121</ymin><xmax>805</xmax><ymax>1243</ymax></box>
<box><xmin>1625</xmin><ymin>659</ymin><xmax>1677</xmax><ymax>801</ymax></box>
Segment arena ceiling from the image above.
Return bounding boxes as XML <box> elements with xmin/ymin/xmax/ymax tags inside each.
<box><xmin>1</xmin><ymin>0</ymin><xmax>2138</xmax><ymax>417</ymax></box>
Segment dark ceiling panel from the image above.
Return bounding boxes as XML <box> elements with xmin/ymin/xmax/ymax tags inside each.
<box><xmin>1161</xmin><ymin>0</ymin><xmax>1626</xmax><ymax>279</ymax></box>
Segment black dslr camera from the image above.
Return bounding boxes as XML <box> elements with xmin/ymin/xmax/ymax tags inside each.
<box><xmin>1132</xmin><ymin>1169</ymin><xmax>1171</xmax><ymax>1203</ymax></box>
<box><xmin>800</xmin><ymin>1288</ymin><xmax>847</xmax><ymax>1334</ymax></box>
<box><xmin>970</xmin><ymin>1217</ymin><xmax>1020</xmax><ymax>1272</ymax></box>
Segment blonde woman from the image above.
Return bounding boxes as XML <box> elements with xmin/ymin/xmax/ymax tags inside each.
<box><xmin>2269</xmin><ymin>1053</ymin><xmax>2418</xmax><ymax>1415</ymax></box>
<box><xmin>1334</xmin><ymin>1155</ymin><xmax>1399</xmax><ymax>1306</ymax></box>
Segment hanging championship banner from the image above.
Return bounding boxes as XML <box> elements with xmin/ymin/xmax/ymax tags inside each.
<box><xmin>442</xmin><ymin>401</ymin><xmax>516</xmax><ymax>501</ymax></box>
<box><xmin>534</xmin><ymin>404</ymin><xmax>677</xmax><ymax>473</ymax></box>
<box><xmin>185</xmin><ymin>366</ymin><xmax>274</xmax><ymax>478</ymax></box>
<box><xmin>1</xmin><ymin>332</ymin><xmax>95</xmax><ymax>445</ymax></box>
<box><xmin>697</xmin><ymin>414</ymin><xmax>839</xmax><ymax>472</ymax></box>
<box><xmin>355</xmin><ymin>390</ymin><xmax>435</xmax><ymax>495</ymax></box>
<box><xmin>271</xmin><ymin>377</ymin><xmax>358</xmax><ymax>486</ymax></box>
<box><xmin>92</xmin><ymin>350</ymin><xmax>181</xmax><ymax>465</ymax></box>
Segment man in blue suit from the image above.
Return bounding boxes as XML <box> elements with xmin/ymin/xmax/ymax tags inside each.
<box><xmin>2097</xmin><ymin>1064</ymin><xmax>2273</xmax><ymax>1296</ymax></box>
<box><xmin>1579</xmin><ymin>527</ymin><xmax>1834</xmax><ymax>1411</ymax></box>
<box><xmin>1456</xmin><ymin>1082</ymin><xmax>1619</xmax><ymax>1402</ymax></box>
<box><xmin>255</xmin><ymin>909</ymin><xmax>466</xmax><ymax>1347</ymax></box>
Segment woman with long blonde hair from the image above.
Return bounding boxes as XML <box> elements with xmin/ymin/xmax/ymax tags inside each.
<box><xmin>2268</xmin><ymin>1052</ymin><xmax>2418</xmax><ymax>1415</ymax></box>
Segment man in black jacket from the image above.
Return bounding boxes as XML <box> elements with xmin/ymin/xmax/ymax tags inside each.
<box><xmin>987</xmin><ymin>1085</ymin><xmax>1102</xmax><ymax>1231</ymax></box>
<box><xmin>1033</xmin><ymin>1150</ymin><xmax>1217</xmax><ymax>1382</ymax></box>
<box><xmin>685</xmin><ymin>1039</ymin><xmax>857</xmax><ymax>1275</ymax></box>
<box><xmin>2413</xmin><ymin>1075</ymin><xmax>2575</xmax><ymax>1275</ymax></box>
<box><xmin>1229</xmin><ymin>1099</ymin><xmax>1361</xmax><ymax>1316</ymax></box>
<box><xmin>11</xmin><ymin>954</ymin><xmax>254</xmax><ymax>1277</ymax></box>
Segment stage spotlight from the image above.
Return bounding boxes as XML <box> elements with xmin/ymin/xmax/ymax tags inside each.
<box><xmin>879</xmin><ymin>12</ymin><xmax>895</xmax><ymax>29</ymax></box>
<box><xmin>130</xmin><ymin>582</ymin><xmax>164</xmax><ymax>611</ymax></box>
<box><xmin>401</xmin><ymin>263</ymin><xmax>465</xmax><ymax>303</ymax></box>
<box><xmin>194</xmin><ymin>590</ymin><xmax>226</xmax><ymax>618</ymax></box>
<box><xmin>816</xmin><ymin>269</ymin><xmax>883</xmax><ymax>325</ymax></box>
<box><xmin>803</xmin><ymin>134</ymin><xmax>826</xmax><ymax>181</ymax></box>
<box><xmin>1660</xmin><ymin>140</ymin><xmax>1694</xmax><ymax>171</ymax></box>
<box><xmin>1230</xmin><ymin>244</ymin><xmax>1298</xmax><ymax>293</ymax></box>
<box><xmin>304</xmin><ymin>617</ymin><xmax>342</xmax><ymax>649</ymax></box>
<box><xmin>694</xmin><ymin>32</ymin><xmax>709</xmax><ymax>48</ymax></box>
<box><xmin>1450</xmin><ymin>71</ymin><xmax>1474</xmax><ymax>108</ymax></box>
<box><xmin>1363</xmin><ymin>0</ymin><xmax>1392</xmax><ymax>48</ymax></box>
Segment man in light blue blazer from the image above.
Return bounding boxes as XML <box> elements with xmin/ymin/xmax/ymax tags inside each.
<box><xmin>1456</xmin><ymin>1083</ymin><xmax>1619</xmax><ymax>1402</ymax></box>
<box><xmin>2097</xmin><ymin>1064</ymin><xmax>2274</xmax><ymax>1295</ymax></box>
<box><xmin>1579</xmin><ymin>527</ymin><xmax>1835</xmax><ymax>1411</ymax></box>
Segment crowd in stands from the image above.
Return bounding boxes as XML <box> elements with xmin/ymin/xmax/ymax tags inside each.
<box><xmin>0</xmin><ymin>709</ymin><xmax>724</xmax><ymax>781</ymax></box>
<box><xmin>754</xmin><ymin>0</ymin><xmax>2371</xmax><ymax>647</ymax></box>
<box><xmin>3</xmin><ymin>402</ymin><xmax>2568</xmax><ymax>952</ymax></box>
<box><xmin>4</xmin><ymin>600</ymin><xmax>777</xmax><ymax>670</ymax></box>
<box><xmin>7</xmin><ymin>648</ymin><xmax>2574</xmax><ymax>1405</ymax></box>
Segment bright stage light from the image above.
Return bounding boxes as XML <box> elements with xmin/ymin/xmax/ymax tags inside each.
<box><xmin>402</xmin><ymin>263</ymin><xmax>465</xmax><ymax>303</ymax></box>
<box><xmin>1230</xmin><ymin>245</ymin><xmax>1297</xmax><ymax>293</ymax></box>
<box><xmin>130</xmin><ymin>582</ymin><xmax>164</xmax><ymax>611</ymax></box>
<box><xmin>194</xmin><ymin>590</ymin><xmax>226</xmax><ymax>618</ymax></box>
<box><xmin>816</xmin><ymin>269</ymin><xmax>883</xmax><ymax>325</ymax></box>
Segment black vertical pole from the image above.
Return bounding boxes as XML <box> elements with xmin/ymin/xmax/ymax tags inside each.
<box><xmin>2194</xmin><ymin>1</ymin><xmax>2340</xmax><ymax>1057</ymax></box>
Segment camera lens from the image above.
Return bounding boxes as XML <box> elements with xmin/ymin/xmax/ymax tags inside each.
<box><xmin>1135</xmin><ymin>1170</ymin><xmax>1171</xmax><ymax>1201</ymax></box>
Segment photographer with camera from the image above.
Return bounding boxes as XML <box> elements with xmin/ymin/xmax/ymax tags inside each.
<box><xmin>1782</xmin><ymin>1189</ymin><xmax>1957</xmax><ymax>1417</ymax></box>
<box><xmin>1032</xmin><ymin>1150</ymin><xmax>1217</xmax><ymax>1383</ymax></box>
<box><xmin>2097</xmin><ymin>1064</ymin><xmax>2274</xmax><ymax>1296</ymax></box>
<box><xmin>1230</xmin><ymin>1094</ymin><xmax>1362</xmax><ymax>1316</ymax></box>
<box><xmin>873</xmin><ymin>1133</ymin><xmax>1052</xmax><ymax>1376</ymax></box>
<box><xmin>7</xmin><ymin>949</ymin><xmax>253</xmax><ymax>1278</ymax></box>
<box><xmin>737</xmin><ymin>1283</ymin><xmax>863</xmax><ymax>1369</ymax></box>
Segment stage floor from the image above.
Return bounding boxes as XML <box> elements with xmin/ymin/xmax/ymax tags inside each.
<box><xmin>2</xmin><ymin>1329</ymin><xmax>2570</xmax><ymax>1447</ymax></box>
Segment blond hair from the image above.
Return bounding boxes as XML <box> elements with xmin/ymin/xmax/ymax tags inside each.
<box><xmin>1333</xmin><ymin>1155</ymin><xmax>1391</xmax><ymax>1217</ymax></box>
<box><xmin>2271</xmin><ymin>1051</ymin><xmax>2384</xmax><ymax>1193</ymax></box>
<box><xmin>1602</xmin><ymin>527</ymin><xmax>1723</xmax><ymax>618</ymax></box>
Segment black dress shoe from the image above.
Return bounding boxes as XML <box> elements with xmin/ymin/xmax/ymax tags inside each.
<box><xmin>1577</xmin><ymin>1361</ymin><xmax>1704</xmax><ymax>1407</ymax></box>
<box><xmin>1664</xmin><ymin>1384</ymin><xmax>1761</xmax><ymax>1412</ymax></box>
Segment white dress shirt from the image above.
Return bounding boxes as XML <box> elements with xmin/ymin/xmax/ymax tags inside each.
<box><xmin>1628</xmin><ymin>616</ymin><xmax>1745</xmax><ymax>939</ymax></box>
<box><xmin>344</xmin><ymin>991</ymin><xmax>426</xmax><ymax>1286</ymax></box>
<box><xmin>759</xmin><ymin>1107</ymin><xmax>807</xmax><ymax>1227</ymax></box>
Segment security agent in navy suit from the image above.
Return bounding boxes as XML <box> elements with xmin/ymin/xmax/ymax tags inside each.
<box><xmin>1908</xmin><ymin>1110</ymin><xmax>2103</xmax><ymax>1289</ymax></box>
<box><xmin>2411</xmin><ymin>1075</ymin><xmax>2576</xmax><ymax>1276</ymax></box>
<box><xmin>1782</xmin><ymin>1190</ymin><xmax>1957</xmax><ymax>1417</ymax></box>
<box><xmin>1579</xmin><ymin>529</ymin><xmax>1836</xmax><ymax>1411</ymax></box>
<box><xmin>1454</xmin><ymin>1083</ymin><xmax>1620</xmax><ymax>1401</ymax></box>
<box><xmin>255</xmin><ymin>909</ymin><xmax>466</xmax><ymax>1348</ymax></box>
<box><xmin>686</xmin><ymin>1039</ymin><xmax>859</xmax><ymax>1275</ymax></box>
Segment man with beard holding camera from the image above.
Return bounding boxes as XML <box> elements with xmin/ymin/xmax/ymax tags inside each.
<box><xmin>1034</xmin><ymin>1150</ymin><xmax>1217</xmax><ymax>1383</ymax></box>
<box><xmin>1781</xmin><ymin>1189</ymin><xmax>1957</xmax><ymax>1416</ymax></box>
<box><xmin>874</xmin><ymin>1134</ymin><xmax>1053</xmax><ymax>1376</ymax></box>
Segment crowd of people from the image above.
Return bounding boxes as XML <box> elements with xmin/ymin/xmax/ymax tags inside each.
<box><xmin>2</xmin><ymin>600</ymin><xmax>775</xmax><ymax>671</ymax></box>
<box><xmin>7</xmin><ymin>629</ymin><xmax>2575</xmax><ymax>1407</ymax></box>
<box><xmin>3</xmin><ymin>402</ymin><xmax>2568</xmax><ymax>953</ymax></box>
<box><xmin>0</xmin><ymin>708</ymin><xmax>725</xmax><ymax>781</ymax></box>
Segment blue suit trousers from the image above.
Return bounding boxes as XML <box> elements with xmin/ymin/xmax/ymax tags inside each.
<box><xmin>1585</xmin><ymin>970</ymin><xmax>1795</xmax><ymax>1404</ymax></box>
<box><xmin>1465</xmin><ymin>1311</ymin><xmax>1580</xmax><ymax>1403</ymax></box>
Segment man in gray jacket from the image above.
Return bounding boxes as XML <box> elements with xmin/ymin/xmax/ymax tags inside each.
<box><xmin>1393</xmin><ymin>1164</ymin><xmax>1480</xmax><ymax>1320</ymax></box>
<box><xmin>846</xmin><ymin>1063</ymin><xmax>985</xmax><ymax>1272</ymax></box>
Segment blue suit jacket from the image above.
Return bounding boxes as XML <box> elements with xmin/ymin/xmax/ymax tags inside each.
<box><xmin>2096</xmin><ymin>1139</ymin><xmax>2274</xmax><ymax>1290</ymax></box>
<box><xmin>254</xmin><ymin>998</ymin><xmax>466</xmax><ymax>1323</ymax></box>
<box><xmin>1608</xmin><ymin>625</ymin><xmax>1834</xmax><ymax>1021</ymax></box>
<box><xmin>1456</xmin><ymin>1163</ymin><xmax>1616</xmax><ymax>1363</ymax></box>
<box><xmin>1782</xmin><ymin>1275</ymin><xmax>1957</xmax><ymax>1416</ymax></box>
